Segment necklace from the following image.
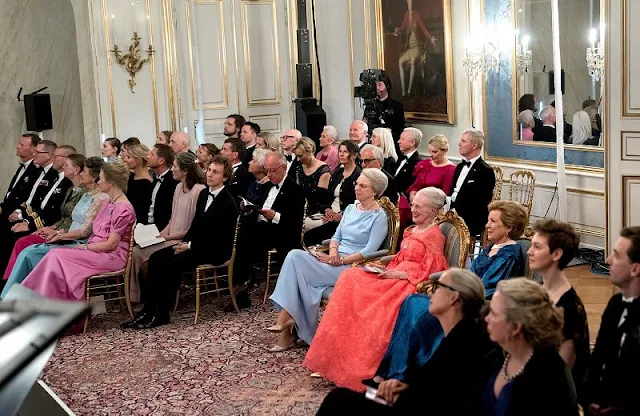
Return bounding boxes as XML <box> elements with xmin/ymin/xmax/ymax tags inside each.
<box><xmin>492</xmin><ymin>240</ymin><xmax>516</xmax><ymax>250</ymax></box>
<box><xmin>501</xmin><ymin>351</ymin><xmax>533</xmax><ymax>381</ymax></box>
<box><xmin>412</xmin><ymin>224</ymin><xmax>434</xmax><ymax>234</ymax></box>
<box><xmin>110</xmin><ymin>192</ymin><xmax>124</xmax><ymax>204</ymax></box>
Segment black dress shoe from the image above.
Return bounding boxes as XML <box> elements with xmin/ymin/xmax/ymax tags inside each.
<box><xmin>120</xmin><ymin>309</ymin><xmax>152</xmax><ymax>329</ymax></box>
<box><xmin>135</xmin><ymin>312</ymin><xmax>170</xmax><ymax>329</ymax></box>
<box><xmin>224</xmin><ymin>291</ymin><xmax>251</xmax><ymax>312</ymax></box>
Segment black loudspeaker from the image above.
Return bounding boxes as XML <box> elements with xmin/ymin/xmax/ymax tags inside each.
<box><xmin>295</xmin><ymin>98</ymin><xmax>326</xmax><ymax>148</ymax></box>
<box><xmin>24</xmin><ymin>94</ymin><xmax>53</xmax><ymax>131</ymax></box>
<box><xmin>297</xmin><ymin>29</ymin><xmax>311</xmax><ymax>63</ymax></box>
<box><xmin>549</xmin><ymin>70</ymin><xmax>565</xmax><ymax>95</ymax></box>
<box><xmin>296</xmin><ymin>64</ymin><xmax>313</xmax><ymax>98</ymax></box>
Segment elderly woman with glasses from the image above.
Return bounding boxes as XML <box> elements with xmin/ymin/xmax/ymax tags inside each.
<box><xmin>266</xmin><ymin>169</ymin><xmax>389</xmax><ymax>352</ymax></box>
<box><xmin>317</xmin><ymin>268</ymin><xmax>496</xmax><ymax>414</ymax></box>
<box><xmin>304</xmin><ymin>187</ymin><xmax>449</xmax><ymax>391</ymax></box>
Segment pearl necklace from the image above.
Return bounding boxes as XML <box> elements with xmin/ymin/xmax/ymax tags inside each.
<box><xmin>501</xmin><ymin>351</ymin><xmax>533</xmax><ymax>381</ymax></box>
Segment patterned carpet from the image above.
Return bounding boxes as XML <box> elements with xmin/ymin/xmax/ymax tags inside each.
<box><xmin>41</xmin><ymin>287</ymin><xmax>333</xmax><ymax>415</ymax></box>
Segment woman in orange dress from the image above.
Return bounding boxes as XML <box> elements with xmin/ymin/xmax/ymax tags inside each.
<box><xmin>303</xmin><ymin>187</ymin><xmax>448</xmax><ymax>391</ymax></box>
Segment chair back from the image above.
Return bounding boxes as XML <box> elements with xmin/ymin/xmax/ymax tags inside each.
<box><xmin>378</xmin><ymin>196</ymin><xmax>401</xmax><ymax>255</ymax></box>
<box><xmin>300</xmin><ymin>200</ymin><xmax>308</xmax><ymax>245</ymax></box>
<box><xmin>491</xmin><ymin>165</ymin><xmax>504</xmax><ymax>201</ymax></box>
<box><xmin>226</xmin><ymin>215</ymin><xmax>242</xmax><ymax>280</ymax></box>
<box><xmin>509</xmin><ymin>170</ymin><xmax>535</xmax><ymax>218</ymax></box>
<box><xmin>436</xmin><ymin>211</ymin><xmax>470</xmax><ymax>268</ymax></box>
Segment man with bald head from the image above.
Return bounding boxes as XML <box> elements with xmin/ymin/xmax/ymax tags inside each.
<box><xmin>349</xmin><ymin>120</ymin><xmax>369</xmax><ymax>149</ymax></box>
<box><xmin>280</xmin><ymin>128</ymin><xmax>302</xmax><ymax>178</ymax></box>
<box><xmin>169</xmin><ymin>131</ymin><xmax>192</xmax><ymax>154</ymax></box>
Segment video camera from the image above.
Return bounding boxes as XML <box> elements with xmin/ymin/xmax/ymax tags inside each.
<box><xmin>354</xmin><ymin>68</ymin><xmax>386</xmax><ymax>100</ymax></box>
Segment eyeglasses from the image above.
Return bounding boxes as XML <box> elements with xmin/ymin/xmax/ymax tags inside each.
<box><xmin>280</xmin><ymin>135</ymin><xmax>296</xmax><ymax>141</ymax></box>
<box><xmin>430</xmin><ymin>280</ymin><xmax>458</xmax><ymax>294</ymax></box>
<box><xmin>360</xmin><ymin>158</ymin><xmax>376</xmax><ymax>165</ymax></box>
<box><xmin>265</xmin><ymin>164</ymin><xmax>286</xmax><ymax>174</ymax></box>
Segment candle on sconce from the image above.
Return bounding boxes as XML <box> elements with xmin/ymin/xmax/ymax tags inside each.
<box><xmin>101</xmin><ymin>133</ymin><xmax>106</xmax><ymax>143</ymax></box>
<box><xmin>522</xmin><ymin>34</ymin><xmax>530</xmax><ymax>51</ymax></box>
<box><xmin>111</xmin><ymin>14</ymin><xmax>117</xmax><ymax>46</ymax></box>
<box><xmin>183</xmin><ymin>126</ymin><xmax>188</xmax><ymax>133</ymax></box>
<box><xmin>146</xmin><ymin>14</ymin><xmax>151</xmax><ymax>44</ymax></box>
<box><xmin>589</xmin><ymin>28</ymin><xmax>597</xmax><ymax>50</ymax></box>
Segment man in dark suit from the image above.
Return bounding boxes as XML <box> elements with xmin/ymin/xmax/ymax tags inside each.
<box><xmin>232</xmin><ymin>151</ymin><xmax>306</xmax><ymax>309</ymax></box>
<box><xmin>147</xmin><ymin>144</ymin><xmax>178</xmax><ymax>231</ymax></box>
<box><xmin>221</xmin><ymin>138</ymin><xmax>251</xmax><ymax>200</ymax></box>
<box><xmin>360</xmin><ymin>144</ymin><xmax>399</xmax><ymax>204</ymax></box>
<box><xmin>533</xmin><ymin>105</ymin><xmax>558</xmax><ymax>143</ymax></box>
<box><xmin>394</xmin><ymin>127</ymin><xmax>424</xmax><ymax>195</ymax></box>
<box><xmin>448</xmin><ymin>129</ymin><xmax>495</xmax><ymax>237</ymax></box>
<box><xmin>240</xmin><ymin>121</ymin><xmax>260</xmax><ymax>168</ymax></box>
<box><xmin>586</xmin><ymin>227</ymin><xmax>640</xmax><ymax>416</ymax></box>
<box><xmin>122</xmin><ymin>155</ymin><xmax>241</xmax><ymax>329</ymax></box>
<box><xmin>1</xmin><ymin>133</ymin><xmax>41</xmax><ymax>220</ymax></box>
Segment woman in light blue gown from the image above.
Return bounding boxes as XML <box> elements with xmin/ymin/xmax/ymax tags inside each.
<box><xmin>267</xmin><ymin>169</ymin><xmax>390</xmax><ymax>351</ymax></box>
<box><xmin>1</xmin><ymin>157</ymin><xmax>109</xmax><ymax>298</ymax></box>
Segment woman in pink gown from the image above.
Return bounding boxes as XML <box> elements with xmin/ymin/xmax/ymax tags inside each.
<box><xmin>398</xmin><ymin>134</ymin><xmax>455</xmax><ymax>228</ymax></box>
<box><xmin>303</xmin><ymin>187</ymin><xmax>449</xmax><ymax>391</ymax></box>
<box><xmin>22</xmin><ymin>161</ymin><xmax>136</xmax><ymax>301</ymax></box>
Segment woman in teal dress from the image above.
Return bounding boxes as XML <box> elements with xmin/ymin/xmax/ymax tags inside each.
<box><xmin>375</xmin><ymin>201</ymin><xmax>527</xmax><ymax>382</ymax></box>
<box><xmin>1</xmin><ymin>157</ymin><xmax>109</xmax><ymax>298</ymax></box>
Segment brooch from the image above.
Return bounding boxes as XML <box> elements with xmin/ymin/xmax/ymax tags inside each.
<box><xmin>39</xmin><ymin>180</ymin><xmax>49</xmax><ymax>187</ymax></box>
<box><xmin>53</xmin><ymin>188</ymin><xmax>62</xmax><ymax>194</ymax></box>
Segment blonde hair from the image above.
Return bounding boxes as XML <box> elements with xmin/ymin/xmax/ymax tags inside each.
<box><xmin>428</xmin><ymin>134</ymin><xmax>449</xmax><ymax>152</ymax></box>
<box><xmin>295</xmin><ymin>137</ymin><xmax>316</xmax><ymax>154</ymax></box>
<box><xmin>372</xmin><ymin>127</ymin><xmax>398</xmax><ymax>161</ymax></box>
<box><xmin>497</xmin><ymin>278</ymin><xmax>564</xmax><ymax>349</ymax></box>
<box><xmin>488</xmin><ymin>200</ymin><xmax>528</xmax><ymax>240</ymax></box>
<box><xmin>257</xmin><ymin>131</ymin><xmax>282</xmax><ymax>153</ymax></box>
<box><xmin>444</xmin><ymin>268</ymin><xmax>486</xmax><ymax>318</ymax></box>
<box><xmin>102</xmin><ymin>160</ymin><xmax>131</xmax><ymax>193</ymax></box>
<box><xmin>126</xmin><ymin>144</ymin><xmax>150</xmax><ymax>168</ymax></box>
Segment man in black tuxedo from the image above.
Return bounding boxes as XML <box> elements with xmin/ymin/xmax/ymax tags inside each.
<box><xmin>533</xmin><ymin>105</ymin><xmax>558</xmax><ymax>143</ymax></box>
<box><xmin>122</xmin><ymin>155</ymin><xmax>241</xmax><ymax>329</ymax></box>
<box><xmin>1</xmin><ymin>134</ymin><xmax>41</xmax><ymax>219</ymax></box>
<box><xmin>147</xmin><ymin>144</ymin><xmax>178</xmax><ymax>231</ymax></box>
<box><xmin>240</xmin><ymin>121</ymin><xmax>260</xmax><ymax>168</ymax></box>
<box><xmin>233</xmin><ymin>151</ymin><xmax>306</xmax><ymax>309</ymax></box>
<box><xmin>280</xmin><ymin>128</ymin><xmax>303</xmax><ymax>179</ymax></box>
<box><xmin>394</xmin><ymin>127</ymin><xmax>424</xmax><ymax>196</ymax></box>
<box><xmin>221</xmin><ymin>138</ymin><xmax>251</xmax><ymax>200</ymax></box>
<box><xmin>360</xmin><ymin>144</ymin><xmax>399</xmax><ymax>204</ymax></box>
<box><xmin>448</xmin><ymin>129</ymin><xmax>495</xmax><ymax>237</ymax></box>
<box><xmin>586</xmin><ymin>227</ymin><xmax>640</xmax><ymax>416</ymax></box>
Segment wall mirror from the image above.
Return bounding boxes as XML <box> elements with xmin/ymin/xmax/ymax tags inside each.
<box><xmin>483</xmin><ymin>0</ymin><xmax>605</xmax><ymax>171</ymax></box>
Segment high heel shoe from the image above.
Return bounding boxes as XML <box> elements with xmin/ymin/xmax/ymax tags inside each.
<box><xmin>266</xmin><ymin>318</ymin><xmax>295</xmax><ymax>333</ymax></box>
<box><xmin>267</xmin><ymin>323</ymin><xmax>298</xmax><ymax>352</ymax></box>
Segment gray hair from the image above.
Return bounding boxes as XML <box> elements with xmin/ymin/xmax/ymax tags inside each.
<box><xmin>360</xmin><ymin>168</ymin><xmax>388</xmax><ymax>197</ymax></box>
<box><xmin>462</xmin><ymin>128</ymin><xmax>485</xmax><ymax>149</ymax></box>
<box><xmin>265</xmin><ymin>150</ymin><xmax>286</xmax><ymax>165</ymax></box>
<box><xmin>403</xmin><ymin>127</ymin><xmax>423</xmax><ymax>148</ymax></box>
<box><xmin>353</xmin><ymin>119</ymin><xmax>368</xmax><ymax>133</ymax></box>
<box><xmin>372</xmin><ymin>127</ymin><xmax>398</xmax><ymax>160</ymax></box>
<box><xmin>361</xmin><ymin>144</ymin><xmax>383</xmax><ymax>163</ymax></box>
<box><xmin>518</xmin><ymin>110</ymin><xmax>534</xmax><ymax>127</ymax></box>
<box><xmin>415</xmin><ymin>186</ymin><xmax>446</xmax><ymax>210</ymax></box>
<box><xmin>252</xmin><ymin>148</ymin><xmax>268</xmax><ymax>166</ymax></box>
<box><xmin>540</xmin><ymin>105</ymin><xmax>556</xmax><ymax>123</ymax></box>
<box><xmin>323</xmin><ymin>125</ymin><xmax>339</xmax><ymax>141</ymax></box>
<box><xmin>440</xmin><ymin>268</ymin><xmax>486</xmax><ymax>318</ymax></box>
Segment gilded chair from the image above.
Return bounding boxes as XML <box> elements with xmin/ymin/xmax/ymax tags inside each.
<box><xmin>491</xmin><ymin>165</ymin><xmax>504</xmax><ymax>201</ymax></box>
<box><xmin>262</xmin><ymin>201</ymin><xmax>308</xmax><ymax>304</ymax></box>
<box><xmin>83</xmin><ymin>221</ymin><xmax>136</xmax><ymax>333</ymax></box>
<box><xmin>509</xmin><ymin>170</ymin><xmax>536</xmax><ymax>219</ymax></box>
<box><xmin>415</xmin><ymin>211</ymin><xmax>471</xmax><ymax>294</ymax></box>
<box><xmin>174</xmin><ymin>215</ymin><xmax>242</xmax><ymax>323</ymax></box>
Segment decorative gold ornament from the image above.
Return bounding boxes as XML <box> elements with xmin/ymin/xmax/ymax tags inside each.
<box><xmin>111</xmin><ymin>32</ymin><xmax>155</xmax><ymax>93</ymax></box>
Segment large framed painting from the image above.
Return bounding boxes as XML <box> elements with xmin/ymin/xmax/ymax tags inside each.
<box><xmin>375</xmin><ymin>0</ymin><xmax>454</xmax><ymax>124</ymax></box>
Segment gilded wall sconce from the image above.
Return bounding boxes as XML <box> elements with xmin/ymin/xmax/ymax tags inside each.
<box><xmin>111</xmin><ymin>32</ymin><xmax>155</xmax><ymax>93</ymax></box>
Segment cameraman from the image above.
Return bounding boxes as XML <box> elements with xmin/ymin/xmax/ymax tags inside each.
<box><xmin>363</xmin><ymin>76</ymin><xmax>405</xmax><ymax>142</ymax></box>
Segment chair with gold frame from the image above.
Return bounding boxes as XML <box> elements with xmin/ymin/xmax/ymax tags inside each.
<box><xmin>174</xmin><ymin>215</ymin><xmax>242</xmax><ymax>323</ymax></box>
<box><xmin>491</xmin><ymin>165</ymin><xmax>504</xmax><ymax>201</ymax></box>
<box><xmin>262</xmin><ymin>201</ymin><xmax>308</xmax><ymax>304</ymax></box>
<box><xmin>83</xmin><ymin>221</ymin><xmax>136</xmax><ymax>333</ymax></box>
<box><xmin>509</xmin><ymin>169</ymin><xmax>536</xmax><ymax>219</ymax></box>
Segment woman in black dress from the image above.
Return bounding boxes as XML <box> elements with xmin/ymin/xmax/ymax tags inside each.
<box><xmin>122</xmin><ymin>144</ymin><xmax>153</xmax><ymax>224</ymax></box>
<box><xmin>293</xmin><ymin>138</ymin><xmax>331</xmax><ymax>232</ymax></box>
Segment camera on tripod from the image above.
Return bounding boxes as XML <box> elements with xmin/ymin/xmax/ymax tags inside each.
<box><xmin>354</xmin><ymin>68</ymin><xmax>386</xmax><ymax>100</ymax></box>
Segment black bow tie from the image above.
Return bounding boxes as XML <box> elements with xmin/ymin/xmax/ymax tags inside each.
<box><xmin>154</xmin><ymin>176</ymin><xmax>163</xmax><ymax>184</ymax></box>
<box><xmin>285</xmin><ymin>154</ymin><xmax>293</xmax><ymax>162</ymax></box>
<box><xmin>398</xmin><ymin>154</ymin><xmax>407</xmax><ymax>162</ymax></box>
<box><xmin>461</xmin><ymin>160</ymin><xmax>471</xmax><ymax>168</ymax></box>
<box><xmin>208</xmin><ymin>191</ymin><xmax>217</xmax><ymax>199</ymax></box>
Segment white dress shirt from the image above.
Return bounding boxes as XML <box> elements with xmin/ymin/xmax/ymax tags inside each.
<box><xmin>39</xmin><ymin>171</ymin><xmax>66</xmax><ymax>210</ymax></box>
<box><xmin>450</xmin><ymin>154</ymin><xmax>482</xmax><ymax>203</ymax></box>
<box><xmin>148</xmin><ymin>168</ymin><xmax>171</xmax><ymax>224</ymax></box>
<box><xmin>394</xmin><ymin>150</ymin><xmax>417</xmax><ymax>176</ymax></box>
<box><xmin>232</xmin><ymin>162</ymin><xmax>243</xmax><ymax>173</ymax></box>
<box><xmin>619</xmin><ymin>296</ymin><xmax>638</xmax><ymax>327</ymax></box>
<box><xmin>7</xmin><ymin>159</ymin><xmax>33</xmax><ymax>197</ymax></box>
<box><xmin>259</xmin><ymin>176</ymin><xmax>286</xmax><ymax>224</ymax></box>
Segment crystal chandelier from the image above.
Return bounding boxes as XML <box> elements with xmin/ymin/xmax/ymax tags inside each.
<box><xmin>462</xmin><ymin>38</ymin><xmax>501</xmax><ymax>80</ymax></box>
<box><xmin>515</xmin><ymin>34</ymin><xmax>532</xmax><ymax>78</ymax></box>
<box><xmin>586</xmin><ymin>28</ymin><xmax>604</xmax><ymax>82</ymax></box>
